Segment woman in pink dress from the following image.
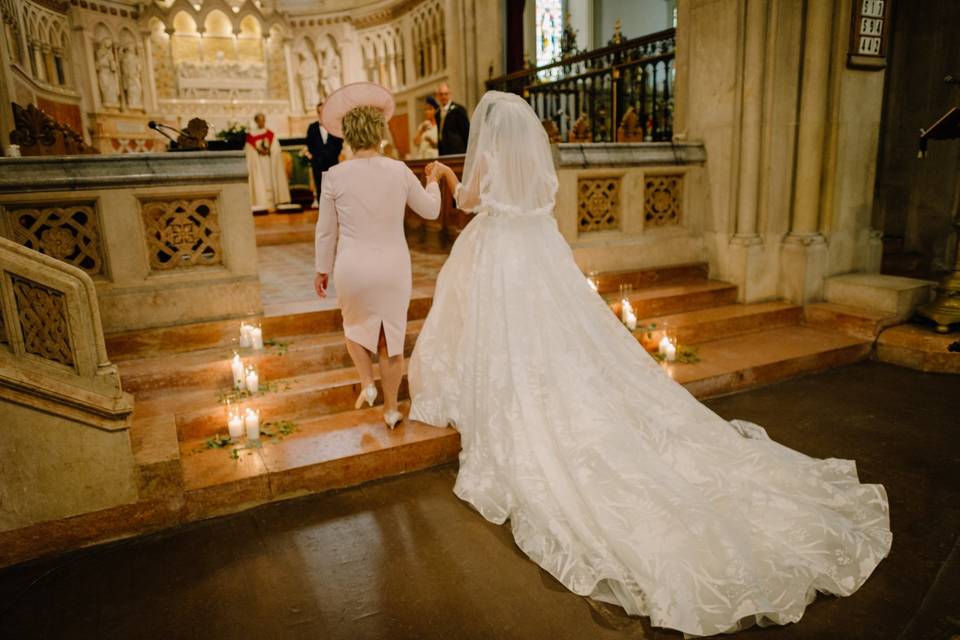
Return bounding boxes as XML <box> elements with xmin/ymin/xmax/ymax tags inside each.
<box><xmin>314</xmin><ymin>83</ymin><xmax>442</xmax><ymax>428</ymax></box>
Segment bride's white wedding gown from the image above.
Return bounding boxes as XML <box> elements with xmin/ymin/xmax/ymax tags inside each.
<box><xmin>408</xmin><ymin>92</ymin><xmax>891</xmax><ymax>637</ymax></box>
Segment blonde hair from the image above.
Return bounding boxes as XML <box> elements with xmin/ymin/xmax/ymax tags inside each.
<box><xmin>342</xmin><ymin>105</ymin><xmax>385</xmax><ymax>151</ymax></box>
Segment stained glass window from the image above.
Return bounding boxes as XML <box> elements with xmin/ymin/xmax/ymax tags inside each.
<box><xmin>536</xmin><ymin>0</ymin><xmax>562</xmax><ymax>68</ymax></box>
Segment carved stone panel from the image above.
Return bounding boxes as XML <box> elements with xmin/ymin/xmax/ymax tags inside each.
<box><xmin>11</xmin><ymin>274</ymin><xmax>74</xmax><ymax>368</ymax></box>
<box><xmin>577</xmin><ymin>177</ymin><xmax>621</xmax><ymax>233</ymax></box>
<box><xmin>644</xmin><ymin>174</ymin><xmax>683</xmax><ymax>227</ymax></box>
<box><xmin>3</xmin><ymin>203</ymin><xmax>104</xmax><ymax>276</ymax></box>
<box><xmin>141</xmin><ymin>197</ymin><xmax>222</xmax><ymax>271</ymax></box>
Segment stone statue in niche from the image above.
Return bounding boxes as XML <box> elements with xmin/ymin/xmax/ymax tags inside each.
<box><xmin>95</xmin><ymin>39</ymin><xmax>120</xmax><ymax>107</ymax></box>
<box><xmin>319</xmin><ymin>45</ymin><xmax>342</xmax><ymax>99</ymax></box>
<box><xmin>297</xmin><ymin>50</ymin><xmax>320</xmax><ymax>112</ymax></box>
<box><xmin>121</xmin><ymin>46</ymin><xmax>143</xmax><ymax>109</ymax></box>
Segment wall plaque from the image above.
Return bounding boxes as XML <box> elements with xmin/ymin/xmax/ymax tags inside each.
<box><xmin>848</xmin><ymin>0</ymin><xmax>892</xmax><ymax>70</ymax></box>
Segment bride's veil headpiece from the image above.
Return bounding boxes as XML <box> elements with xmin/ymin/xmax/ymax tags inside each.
<box><xmin>456</xmin><ymin>91</ymin><xmax>559</xmax><ymax>215</ymax></box>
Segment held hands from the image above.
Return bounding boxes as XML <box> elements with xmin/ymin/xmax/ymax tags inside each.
<box><xmin>314</xmin><ymin>273</ymin><xmax>329</xmax><ymax>298</ymax></box>
<box><xmin>425</xmin><ymin>161</ymin><xmax>451</xmax><ymax>184</ymax></box>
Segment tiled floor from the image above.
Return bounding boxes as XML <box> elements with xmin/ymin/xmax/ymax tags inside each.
<box><xmin>257</xmin><ymin>242</ymin><xmax>448</xmax><ymax>317</ymax></box>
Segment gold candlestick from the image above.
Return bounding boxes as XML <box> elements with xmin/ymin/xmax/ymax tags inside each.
<box><xmin>917</xmin><ymin>218</ymin><xmax>960</xmax><ymax>333</ymax></box>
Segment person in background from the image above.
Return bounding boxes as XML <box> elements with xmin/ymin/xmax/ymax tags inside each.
<box><xmin>435</xmin><ymin>82</ymin><xmax>470</xmax><ymax>155</ymax></box>
<box><xmin>245</xmin><ymin>112</ymin><xmax>291</xmax><ymax>212</ymax></box>
<box><xmin>413</xmin><ymin>96</ymin><xmax>439</xmax><ymax>159</ymax></box>
<box><xmin>305</xmin><ymin>101</ymin><xmax>343</xmax><ymax>209</ymax></box>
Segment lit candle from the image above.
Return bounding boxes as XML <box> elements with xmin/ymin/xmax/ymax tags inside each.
<box><xmin>231</xmin><ymin>353</ymin><xmax>244</xmax><ymax>389</ymax></box>
<box><xmin>625</xmin><ymin>310</ymin><xmax>638</xmax><ymax>331</ymax></box>
<box><xmin>620</xmin><ymin>299</ymin><xmax>634</xmax><ymax>323</ymax></box>
<box><xmin>665</xmin><ymin>342</ymin><xmax>677</xmax><ymax>362</ymax></box>
<box><xmin>658</xmin><ymin>335</ymin><xmax>671</xmax><ymax>355</ymax></box>
<box><xmin>239</xmin><ymin>322</ymin><xmax>252</xmax><ymax>348</ymax></box>
<box><xmin>227</xmin><ymin>411</ymin><xmax>243</xmax><ymax>441</ymax></box>
<box><xmin>244</xmin><ymin>408</ymin><xmax>260</xmax><ymax>440</ymax></box>
<box><xmin>587</xmin><ymin>277</ymin><xmax>598</xmax><ymax>292</ymax></box>
<box><xmin>245</xmin><ymin>366</ymin><xmax>259</xmax><ymax>394</ymax></box>
<box><xmin>250</xmin><ymin>326</ymin><xmax>264</xmax><ymax>350</ymax></box>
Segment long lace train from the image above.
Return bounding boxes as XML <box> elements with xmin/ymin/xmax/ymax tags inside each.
<box><xmin>409</xmin><ymin>211</ymin><xmax>891</xmax><ymax>637</ymax></box>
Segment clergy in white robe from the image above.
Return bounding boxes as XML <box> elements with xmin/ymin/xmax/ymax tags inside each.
<box><xmin>245</xmin><ymin>113</ymin><xmax>291</xmax><ymax>212</ymax></box>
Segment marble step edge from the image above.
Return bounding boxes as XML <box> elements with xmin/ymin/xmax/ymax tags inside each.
<box><xmin>117</xmin><ymin>280</ymin><xmax>741</xmax><ymax>394</ymax></box>
<box><xmin>681</xmin><ymin>340</ymin><xmax>872</xmax><ymax>400</ymax></box>
<box><xmin>106</xmin><ymin>265</ymin><xmax>717</xmax><ymax>362</ymax></box>
<box><xmin>118</xmin><ymin>321</ymin><xmax>424</xmax><ymax>396</ymax></box>
<box><xmin>634</xmin><ymin>301</ymin><xmax>803</xmax><ymax>346</ymax></box>
<box><xmin>105</xmin><ymin>296</ymin><xmax>434</xmax><ymax>362</ymax></box>
<box><xmin>802</xmin><ymin>302</ymin><xmax>902</xmax><ymax>340</ymax></box>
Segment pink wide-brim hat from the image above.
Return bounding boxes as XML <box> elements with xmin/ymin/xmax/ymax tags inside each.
<box><xmin>320</xmin><ymin>82</ymin><xmax>396</xmax><ymax>138</ymax></box>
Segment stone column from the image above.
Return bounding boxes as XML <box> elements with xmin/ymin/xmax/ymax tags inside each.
<box><xmin>282</xmin><ymin>35</ymin><xmax>298</xmax><ymax>112</ymax></box>
<box><xmin>140</xmin><ymin>28</ymin><xmax>159</xmax><ymax>113</ymax></box>
<box><xmin>729</xmin><ymin>0</ymin><xmax>767</xmax><ymax>302</ymax></box>
<box><xmin>780</xmin><ymin>0</ymin><xmax>832</xmax><ymax>303</ymax></box>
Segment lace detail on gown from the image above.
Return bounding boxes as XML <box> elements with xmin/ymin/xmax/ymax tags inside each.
<box><xmin>408</xmin><ymin>211</ymin><xmax>892</xmax><ymax>638</ymax></box>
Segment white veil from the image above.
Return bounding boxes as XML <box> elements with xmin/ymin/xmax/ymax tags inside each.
<box><xmin>456</xmin><ymin>91</ymin><xmax>558</xmax><ymax>215</ymax></box>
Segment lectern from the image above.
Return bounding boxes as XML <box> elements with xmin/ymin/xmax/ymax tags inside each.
<box><xmin>916</xmin><ymin>106</ymin><xmax>960</xmax><ymax>332</ymax></box>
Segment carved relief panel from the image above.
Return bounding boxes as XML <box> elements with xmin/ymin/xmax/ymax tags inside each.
<box><xmin>644</xmin><ymin>174</ymin><xmax>683</xmax><ymax>227</ymax></box>
<box><xmin>10</xmin><ymin>274</ymin><xmax>75</xmax><ymax>369</ymax></box>
<box><xmin>577</xmin><ymin>177</ymin><xmax>622</xmax><ymax>233</ymax></box>
<box><xmin>140</xmin><ymin>197</ymin><xmax>222</xmax><ymax>271</ymax></box>
<box><xmin>0</xmin><ymin>202</ymin><xmax>105</xmax><ymax>277</ymax></box>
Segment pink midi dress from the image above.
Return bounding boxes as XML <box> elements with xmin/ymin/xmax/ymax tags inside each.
<box><xmin>315</xmin><ymin>156</ymin><xmax>441</xmax><ymax>357</ymax></box>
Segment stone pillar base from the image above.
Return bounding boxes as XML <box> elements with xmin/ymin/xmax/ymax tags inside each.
<box><xmin>728</xmin><ymin>235</ymin><xmax>765</xmax><ymax>303</ymax></box>
<box><xmin>780</xmin><ymin>233</ymin><xmax>829</xmax><ymax>304</ymax></box>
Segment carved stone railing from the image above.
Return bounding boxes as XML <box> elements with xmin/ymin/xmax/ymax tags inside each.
<box><xmin>486</xmin><ymin>29</ymin><xmax>676</xmax><ymax>144</ymax></box>
<box><xmin>552</xmin><ymin>142</ymin><xmax>708</xmax><ymax>273</ymax></box>
<box><xmin>0</xmin><ymin>152</ymin><xmax>261</xmax><ymax>333</ymax></box>
<box><xmin>0</xmin><ymin>236</ymin><xmax>132</xmax><ymax>427</ymax></box>
<box><xmin>0</xmin><ymin>235</ymin><xmax>139</xmax><ymax>534</ymax></box>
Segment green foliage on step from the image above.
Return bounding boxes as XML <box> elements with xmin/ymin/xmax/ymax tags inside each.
<box><xmin>653</xmin><ymin>345</ymin><xmax>701</xmax><ymax>365</ymax></box>
<box><xmin>192</xmin><ymin>421</ymin><xmax>301</xmax><ymax>459</ymax></box>
<box><xmin>215</xmin><ymin>379</ymin><xmax>293</xmax><ymax>404</ymax></box>
<box><xmin>264</xmin><ymin>338</ymin><xmax>289</xmax><ymax>356</ymax></box>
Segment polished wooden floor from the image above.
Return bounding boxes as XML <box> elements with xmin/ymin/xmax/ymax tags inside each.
<box><xmin>1</xmin><ymin>362</ymin><xmax>956</xmax><ymax>640</ymax></box>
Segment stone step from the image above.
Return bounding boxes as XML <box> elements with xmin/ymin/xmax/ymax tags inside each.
<box><xmin>118</xmin><ymin>320</ymin><xmax>424</xmax><ymax>397</ymax></box>
<box><xmin>178</xmin><ymin>402</ymin><xmax>460</xmax><ymax>521</ymax></box>
<box><xmin>636</xmin><ymin>301</ymin><xmax>803</xmax><ymax>347</ymax></box>
<box><xmin>669</xmin><ymin>326</ymin><xmax>872</xmax><ymax>399</ymax></box>
<box><xmin>172</xmin><ymin>365</ymin><xmax>410</xmax><ymax>443</ymax></box>
<box><xmin>611</xmin><ymin>280</ymin><xmax>739</xmax><ymax>318</ymax></box>
<box><xmin>590</xmin><ymin>262</ymin><xmax>709</xmax><ymax>294</ymax></box>
<box><xmin>876</xmin><ymin>324</ymin><xmax>960</xmax><ymax>374</ymax></box>
<box><xmin>803</xmin><ymin>302</ymin><xmax>900</xmax><ymax>340</ymax></box>
<box><xmin>106</xmin><ymin>295</ymin><xmax>434</xmax><ymax>362</ymax></box>
<box><xmin>156</xmin><ymin>323</ymin><xmax>872</xmax><ymax>524</ymax></box>
<box><xmin>824</xmin><ymin>272</ymin><xmax>934</xmax><ymax>321</ymax></box>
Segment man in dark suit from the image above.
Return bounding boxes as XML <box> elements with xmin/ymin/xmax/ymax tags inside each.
<box><xmin>436</xmin><ymin>82</ymin><xmax>470</xmax><ymax>156</ymax></box>
<box><xmin>305</xmin><ymin>101</ymin><xmax>343</xmax><ymax>207</ymax></box>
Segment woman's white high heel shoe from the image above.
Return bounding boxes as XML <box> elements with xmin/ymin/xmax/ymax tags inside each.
<box><xmin>355</xmin><ymin>384</ymin><xmax>377</xmax><ymax>409</ymax></box>
<box><xmin>384</xmin><ymin>410</ymin><xmax>404</xmax><ymax>430</ymax></box>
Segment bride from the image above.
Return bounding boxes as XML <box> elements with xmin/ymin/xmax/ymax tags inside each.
<box><xmin>408</xmin><ymin>91</ymin><xmax>891</xmax><ymax>637</ymax></box>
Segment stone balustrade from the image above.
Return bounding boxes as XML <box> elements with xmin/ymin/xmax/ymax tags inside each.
<box><xmin>0</xmin><ymin>235</ymin><xmax>137</xmax><ymax>532</ymax></box>
<box><xmin>0</xmin><ymin>151</ymin><xmax>261</xmax><ymax>334</ymax></box>
<box><xmin>552</xmin><ymin>142</ymin><xmax>708</xmax><ymax>273</ymax></box>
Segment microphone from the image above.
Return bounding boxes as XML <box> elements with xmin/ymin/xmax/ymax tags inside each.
<box><xmin>148</xmin><ymin>120</ymin><xmax>183</xmax><ymax>144</ymax></box>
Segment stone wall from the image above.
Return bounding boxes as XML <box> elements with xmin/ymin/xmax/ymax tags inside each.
<box><xmin>680</xmin><ymin>0</ymin><xmax>888</xmax><ymax>304</ymax></box>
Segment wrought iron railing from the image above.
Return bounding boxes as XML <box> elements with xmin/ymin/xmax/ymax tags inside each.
<box><xmin>486</xmin><ymin>28</ymin><xmax>676</xmax><ymax>143</ymax></box>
